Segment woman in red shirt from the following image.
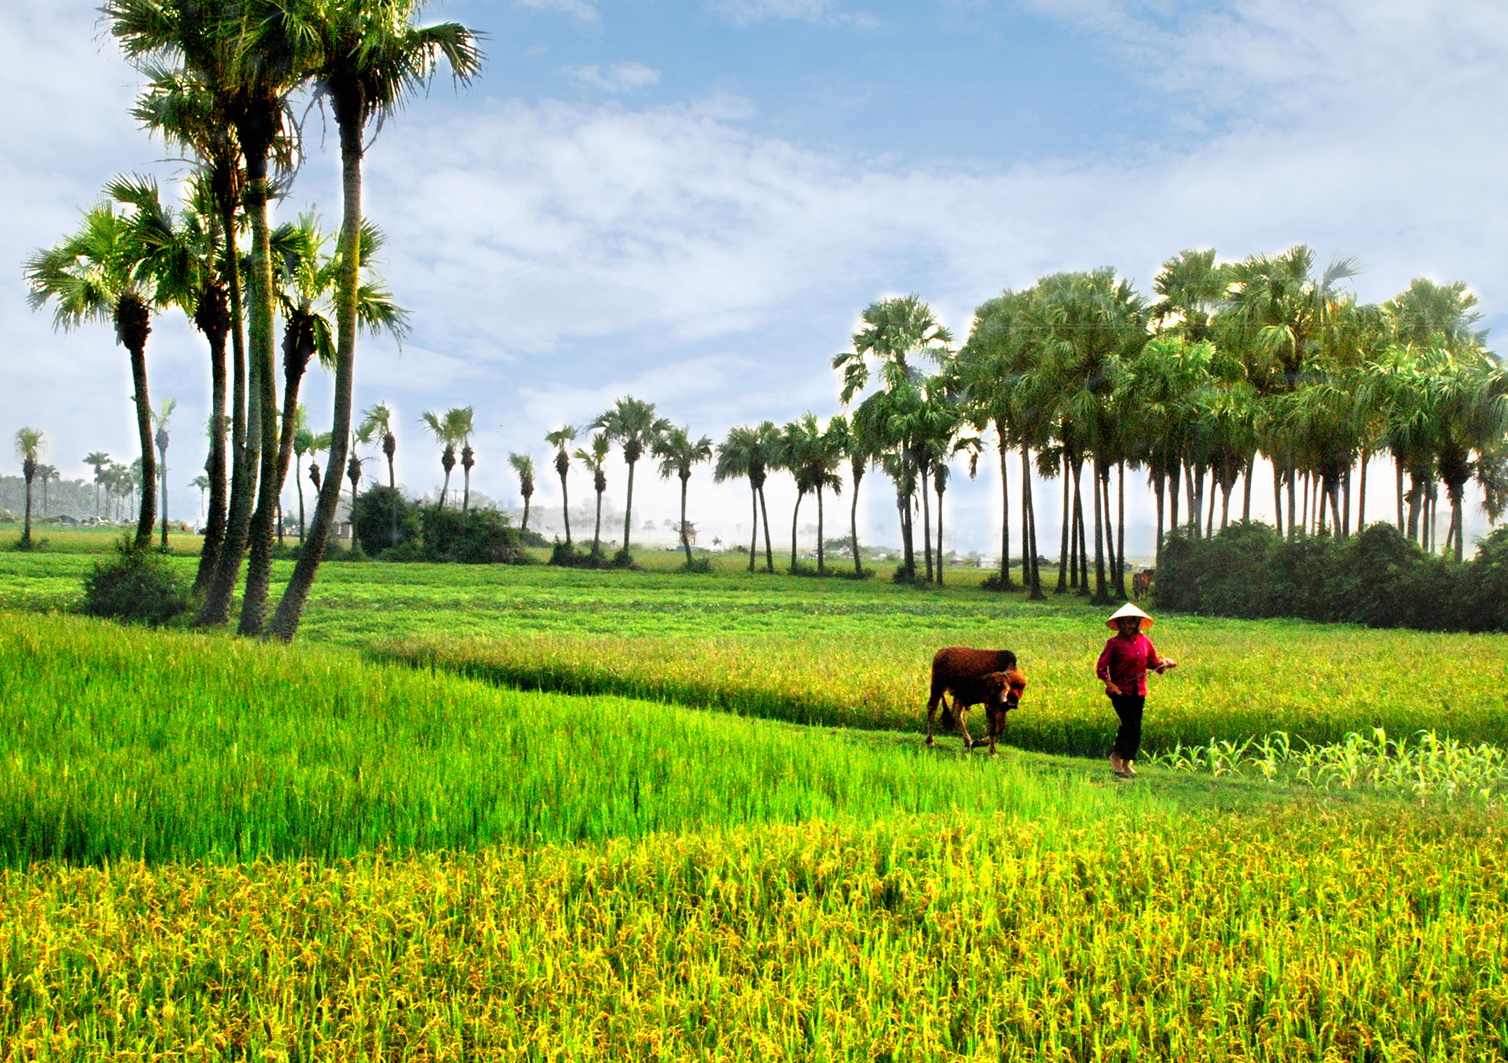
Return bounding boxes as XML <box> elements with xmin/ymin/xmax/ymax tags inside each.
<box><xmin>1096</xmin><ymin>602</ymin><xmax>1177</xmax><ymax>778</ymax></box>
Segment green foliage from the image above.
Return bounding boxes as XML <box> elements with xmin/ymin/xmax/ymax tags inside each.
<box><xmin>418</xmin><ymin>506</ymin><xmax>528</xmax><ymax>565</ymax></box>
<box><xmin>1155</xmin><ymin>521</ymin><xmax>1496</xmax><ymax>631</ymax></box>
<box><xmin>0</xmin><ymin>613</ymin><xmax>1086</xmax><ymax>867</ymax></box>
<box><xmin>79</xmin><ymin>538</ymin><xmax>189</xmax><ymax>626</ymax></box>
<box><xmin>350</xmin><ymin>485</ymin><xmax>419</xmax><ymax>556</ymax></box>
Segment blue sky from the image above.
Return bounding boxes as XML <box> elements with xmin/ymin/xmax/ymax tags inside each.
<box><xmin>4</xmin><ymin>0</ymin><xmax>1506</xmax><ymax>555</ymax></box>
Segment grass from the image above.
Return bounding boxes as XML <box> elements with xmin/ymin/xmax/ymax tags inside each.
<box><xmin>4</xmin><ymin>538</ymin><xmax>1508</xmax><ymax>1056</ymax></box>
<box><xmin>3</xmin><ymin>540</ymin><xmax>1505</xmax><ymax>756</ymax></box>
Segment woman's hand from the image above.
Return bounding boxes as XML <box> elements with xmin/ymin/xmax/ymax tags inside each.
<box><xmin>1105</xmin><ymin>680</ymin><xmax>1122</xmax><ymax>696</ymax></box>
<box><xmin>1156</xmin><ymin>659</ymin><xmax>1178</xmax><ymax>673</ymax></box>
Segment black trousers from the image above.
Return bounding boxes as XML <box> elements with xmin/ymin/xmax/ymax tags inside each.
<box><xmin>1109</xmin><ymin>694</ymin><xmax>1146</xmax><ymax>762</ymax></box>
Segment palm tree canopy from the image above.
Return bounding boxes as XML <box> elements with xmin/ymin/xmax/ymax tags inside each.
<box><xmin>358</xmin><ymin>401</ymin><xmax>394</xmax><ymax>438</ymax></box>
<box><xmin>14</xmin><ymin>428</ymin><xmax>44</xmax><ymax>465</ymax></box>
<box><xmin>508</xmin><ymin>452</ymin><xmax>536</xmax><ymax>492</ymax></box>
<box><xmin>833</xmin><ymin>293</ymin><xmax>954</xmax><ymax>404</ymax></box>
<box><xmin>592</xmin><ymin>397</ymin><xmax>670</xmax><ymax>465</ymax></box>
<box><xmin>653</xmin><ymin>426</ymin><xmax>714</xmax><ymax>482</ymax></box>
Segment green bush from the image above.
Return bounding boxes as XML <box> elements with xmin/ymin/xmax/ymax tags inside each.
<box><xmin>80</xmin><ymin>539</ymin><xmax>190</xmax><ymax>626</ymax></box>
<box><xmin>351</xmin><ymin>486</ymin><xmax>421</xmax><ymax>557</ymax></box>
<box><xmin>419</xmin><ymin>506</ymin><xmax>529</xmax><ymax>565</ymax></box>
<box><xmin>1155</xmin><ymin>521</ymin><xmax>1500</xmax><ymax>632</ymax></box>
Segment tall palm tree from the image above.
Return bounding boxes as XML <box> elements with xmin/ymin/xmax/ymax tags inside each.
<box><xmin>592</xmin><ymin>397</ymin><xmax>670</xmax><ymax>557</ymax></box>
<box><xmin>653</xmin><ymin>426</ymin><xmax>714</xmax><ymax>567</ymax></box>
<box><xmin>152</xmin><ymin>397</ymin><xmax>178</xmax><ymax>548</ymax></box>
<box><xmin>25</xmin><ymin>191</ymin><xmax>173</xmax><ymax>549</ymax></box>
<box><xmin>359</xmin><ymin>402</ymin><xmax>399</xmax><ymax>489</ymax></box>
<box><xmin>508</xmin><ymin>453</ymin><xmax>536</xmax><ymax>532</ymax></box>
<box><xmin>14</xmin><ymin>430</ymin><xmax>43</xmax><ymax>549</ymax></box>
<box><xmin>269</xmin><ymin>0</ymin><xmax>482</xmax><ymax>643</ymax></box>
<box><xmin>574</xmin><ymin>434</ymin><xmax>611</xmax><ymax>557</ymax></box>
<box><xmin>84</xmin><ymin>451</ymin><xmax>112</xmax><ymax>518</ymax></box>
<box><xmin>1150</xmin><ymin>249</ymin><xmax>1229</xmax><ymax>343</ymax></box>
<box><xmin>109</xmin><ymin>1</ymin><xmax>267</xmax><ymax>608</ymax></box>
<box><xmin>292</xmin><ymin>411</ymin><xmax>315</xmax><ymax>542</ymax></box>
<box><xmin>451</xmin><ymin>407</ymin><xmax>476</xmax><ymax>516</ymax></box>
<box><xmin>545</xmin><ymin>425</ymin><xmax>577</xmax><ymax>547</ymax></box>
<box><xmin>832</xmin><ymin>294</ymin><xmax>953</xmax><ymax>581</ymax></box>
<box><xmin>422</xmin><ymin>409</ymin><xmax>470</xmax><ymax>508</ymax></box>
<box><xmin>715</xmin><ymin>425</ymin><xmax>763</xmax><ymax>572</ymax></box>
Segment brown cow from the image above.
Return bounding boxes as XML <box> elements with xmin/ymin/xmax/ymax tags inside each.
<box><xmin>1132</xmin><ymin>568</ymin><xmax>1154</xmax><ymax>601</ymax></box>
<box><xmin>926</xmin><ymin>646</ymin><xmax>1028</xmax><ymax>754</ymax></box>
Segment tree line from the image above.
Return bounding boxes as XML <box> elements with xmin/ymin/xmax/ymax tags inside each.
<box><xmin>21</xmin><ymin>0</ymin><xmax>480</xmax><ymax>641</ymax></box>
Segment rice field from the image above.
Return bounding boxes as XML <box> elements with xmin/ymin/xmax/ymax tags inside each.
<box><xmin>3</xmin><ymin>543</ymin><xmax>1508</xmax><ymax>1058</ymax></box>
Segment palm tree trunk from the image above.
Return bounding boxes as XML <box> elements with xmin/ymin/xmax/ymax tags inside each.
<box><xmin>1395</xmin><ymin>459</ymin><xmax>1405</xmax><ymax>532</ymax></box>
<box><xmin>1100</xmin><ymin>469</ymin><xmax>1115</xmax><ymax>588</ymax></box>
<box><xmin>1287</xmin><ymin>470</ymin><xmax>1297</xmax><ymax>538</ymax></box>
<box><xmin>1206</xmin><ymin>470</ymin><xmax>1216</xmax><ymax>538</ymax></box>
<box><xmin>594</xmin><ymin>487</ymin><xmax>604</xmax><ymax>557</ymax></box>
<box><xmin>1357</xmin><ymin>452</ymin><xmax>1368</xmax><ymax>532</ymax></box>
<box><xmin>1342</xmin><ymin>468</ymin><xmax>1351</xmax><ymax>537</ymax></box>
<box><xmin>934</xmin><ymin>479</ymin><xmax>944</xmax><ymax>586</ymax></box>
<box><xmin>267</xmin><ymin>110</ymin><xmax>362</xmax><ymax>643</ymax></box>
<box><xmin>21</xmin><ymin>470</ymin><xmax>33</xmax><ymax>549</ymax></box>
<box><xmin>749</xmin><ymin>485</ymin><xmax>759</xmax><ymax>572</ymax></box>
<box><xmin>1092</xmin><ymin>456</ymin><xmax>1109</xmax><ymax>605</ymax></box>
<box><xmin>919</xmin><ymin>466</ymin><xmax>933</xmax><ymax>583</ymax></box>
<box><xmin>1242</xmin><ymin>456</ymin><xmax>1254</xmax><ymax>522</ymax></box>
<box><xmin>1168</xmin><ymin>456</ymin><xmax>1181</xmax><ymax>533</ymax></box>
<box><xmin>1115</xmin><ymin>459</ymin><xmax>1127</xmax><ymax>600</ymax></box>
<box><xmin>1023</xmin><ymin>449</ymin><xmax>1043</xmax><ymax>600</ymax></box>
<box><xmin>115</xmin><ymin>295</ymin><xmax>157</xmax><ymax>549</ymax></box>
<box><xmin>1055</xmin><ymin>453</ymin><xmax>1070</xmax><ymax>595</ymax></box>
<box><xmin>197</xmin><ymin>294</ymin><xmax>230</xmax><ymax>590</ymax></box>
<box><xmin>296</xmin><ymin>470</ymin><xmax>306</xmax><ymax>543</ymax></box>
<box><xmin>1076</xmin><ymin>464</ymin><xmax>1090</xmax><ymax>597</ymax></box>
<box><xmin>622</xmin><ymin>460</ymin><xmax>637</xmax><ymax>554</ymax></box>
<box><xmin>816</xmin><ymin>485</ymin><xmax>825</xmax><ymax>574</ymax></box>
<box><xmin>199</xmin><ymin>195</ymin><xmax>250</xmax><ymax>625</ymax></box>
<box><xmin>159</xmin><ymin>442</ymin><xmax>170</xmax><ymax>549</ymax></box>
<box><xmin>849</xmin><ymin>468</ymin><xmax>863</xmax><ymax>577</ymax></box>
<box><xmin>522</xmin><ymin>494</ymin><xmax>531</xmax><ymax>533</ymax></box>
<box><xmin>559</xmin><ymin>471</ymin><xmax>571</xmax><ymax>547</ymax></box>
<box><xmin>1184</xmin><ymin>464</ymin><xmax>1197</xmax><ymax>537</ymax></box>
<box><xmin>997</xmin><ymin>425</ymin><xmax>1012</xmax><ymax>588</ymax></box>
<box><xmin>680</xmin><ymin>473</ymin><xmax>693</xmax><ymax>566</ymax></box>
<box><xmin>789</xmin><ymin>491</ymin><xmax>804</xmax><ymax>572</ymax></box>
<box><xmin>1069</xmin><ymin>461</ymin><xmax>1082</xmax><ymax>591</ymax></box>
<box><xmin>238</xmin><ymin>154</ymin><xmax>283</xmax><ymax>637</ymax></box>
<box><xmin>759</xmin><ymin>486</ymin><xmax>774</xmax><ymax>572</ymax></box>
<box><xmin>462</xmin><ymin>469</ymin><xmax>471</xmax><ymax>517</ymax></box>
<box><xmin>1154</xmin><ymin>471</ymin><xmax>1166</xmax><ymax>566</ymax></box>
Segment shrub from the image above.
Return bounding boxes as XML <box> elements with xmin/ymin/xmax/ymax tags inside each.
<box><xmin>352</xmin><ymin>486</ymin><xmax>421</xmax><ymax>557</ymax></box>
<box><xmin>420</xmin><ymin>506</ymin><xmax>529</xmax><ymax>565</ymax></box>
<box><xmin>1154</xmin><ymin>520</ymin><xmax>1498</xmax><ymax>632</ymax></box>
<box><xmin>80</xmin><ymin>538</ymin><xmax>190</xmax><ymax>626</ymax></box>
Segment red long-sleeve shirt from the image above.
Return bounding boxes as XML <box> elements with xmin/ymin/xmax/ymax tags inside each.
<box><xmin>1096</xmin><ymin>632</ymin><xmax>1166</xmax><ymax>696</ymax></box>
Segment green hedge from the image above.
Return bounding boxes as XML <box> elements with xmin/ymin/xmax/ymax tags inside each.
<box><xmin>1155</xmin><ymin>521</ymin><xmax>1508</xmax><ymax>632</ymax></box>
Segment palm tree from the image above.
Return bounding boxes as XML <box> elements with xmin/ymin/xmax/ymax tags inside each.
<box><xmin>269</xmin><ymin>0</ymin><xmax>482</xmax><ymax>643</ymax></box>
<box><xmin>545</xmin><ymin>426</ymin><xmax>577</xmax><ymax>547</ymax></box>
<box><xmin>653</xmin><ymin>426</ymin><xmax>714</xmax><ymax>566</ymax></box>
<box><xmin>84</xmin><ymin>452</ymin><xmax>112</xmax><ymax>518</ymax></box>
<box><xmin>291</xmin><ymin>409</ymin><xmax>315</xmax><ymax>541</ymax></box>
<box><xmin>359</xmin><ymin>402</ymin><xmax>399</xmax><ymax>489</ymax></box>
<box><xmin>191</xmin><ymin>473</ymin><xmax>211</xmax><ymax>521</ymax></box>
<box><xmin>1150</xmin><ymin>249</ymin><xmax>1229</xmax><ymax>343</ymax></box>
<box><xmin>714</xmin><ymin>424</ymin><xmax>773</xmax><ymax>572</ymax></box>
<box><xmin>109</xmin><ymin>1</ymin><xmax>264</xmax><ymax>608</ymax></box>
<box><xmin>574</xmin><ymin>434</ymin><xmax>611</xmax><ymax>557</ymax></box>
<box><xmin>776</xmin><ymin>414</ymin><xmax>843</xmax><ymax>573</ymax></box>
<box><xmin>508</xmin><ymin>453</ymin><xmax>536</xmax><ymax>532</ymax></box>
<box><xmin>25</xmin><ymin>192</ymin><xmax>169</xmax><ymax>548</ymax></box>
<box><xmin>14</xmin><ymin>430</ymin><xmax>43</xmax><ymax>549</ymax></box>
<box><xmin>451</xmin><ymin>407</ymin><xmax>476</xmax><ymax>516</ymax></box>
<box><xmin>422</xmin><ymin>409</ymin><xmax>468</xmax><ymax>507</ymax></box>
<box><xmin>152</xmin><ymin>397</ymin><xmax>178</xmax><ymax>548</ymax></box>
<box><xmin>592</xmin><ymin>397</ymin><xmax>671</xmax><ymax>558</ymax></box>
<box><xmin>832</xmin><ymin>294</ymin><xmax>954</xmax><ymax>581</ymax></box>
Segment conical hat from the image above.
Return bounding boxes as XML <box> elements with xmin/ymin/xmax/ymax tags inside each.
<box><xmin>1107</xmin><ymin>602</ymin><xmax>1153</xmax><ymax>630</ymax></box>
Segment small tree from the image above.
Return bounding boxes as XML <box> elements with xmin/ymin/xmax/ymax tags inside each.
<box><xmin>574</xmin><ymin>433</ymin><xmax>611</xmax><ymax>557</ymax></box>
<box><xmin>652</xmin><ymin>425</ymin><xmax>713</xmax><ymax>567</ymax></box>
<box><xmin>545</xmin><ymin>425</ymin><xmax>577</xmax><ymax>547</ymax></box>
<box><xmin>508</xmin><ymin>452</ymin><xmax>536</xmax><ymax>532</ymax></box>
<box><xmin>15</xmin><ymin>429</ymin><xmax>43</xmax><ymax>547</ymax></box>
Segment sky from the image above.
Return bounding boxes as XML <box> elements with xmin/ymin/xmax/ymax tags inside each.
<box><xmin>3</xmin><ymin>0</ymin><xmax>1506</xmax><ymax>558</ymax></box>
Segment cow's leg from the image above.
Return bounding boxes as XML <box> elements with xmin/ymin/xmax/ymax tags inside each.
<box><xmin>926</xmin><ymin>680</ymin><xmax>944</xmax><ymax>746</ymax></box>
<box><xmin>954</xmin><ymin>702</ymin><xmax>972</xmax><ymax>749</ymax></box>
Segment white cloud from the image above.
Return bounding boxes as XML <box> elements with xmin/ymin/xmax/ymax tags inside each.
<box><xmin>563</xmin><ymin>61</ymin><xmax>661</xmax><ymax>93</ymax></box>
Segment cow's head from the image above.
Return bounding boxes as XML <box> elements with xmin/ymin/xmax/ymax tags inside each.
<box><xmin>983</xmin><ymin>669</ymin><xmax>1027</xmax><ymax>712</ymax></box>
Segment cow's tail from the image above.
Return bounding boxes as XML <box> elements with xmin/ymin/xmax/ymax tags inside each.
<box><xmin>938</xmin><ymin>695</ymin><xmax>956</xmax><ymax>730</ymax></box>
